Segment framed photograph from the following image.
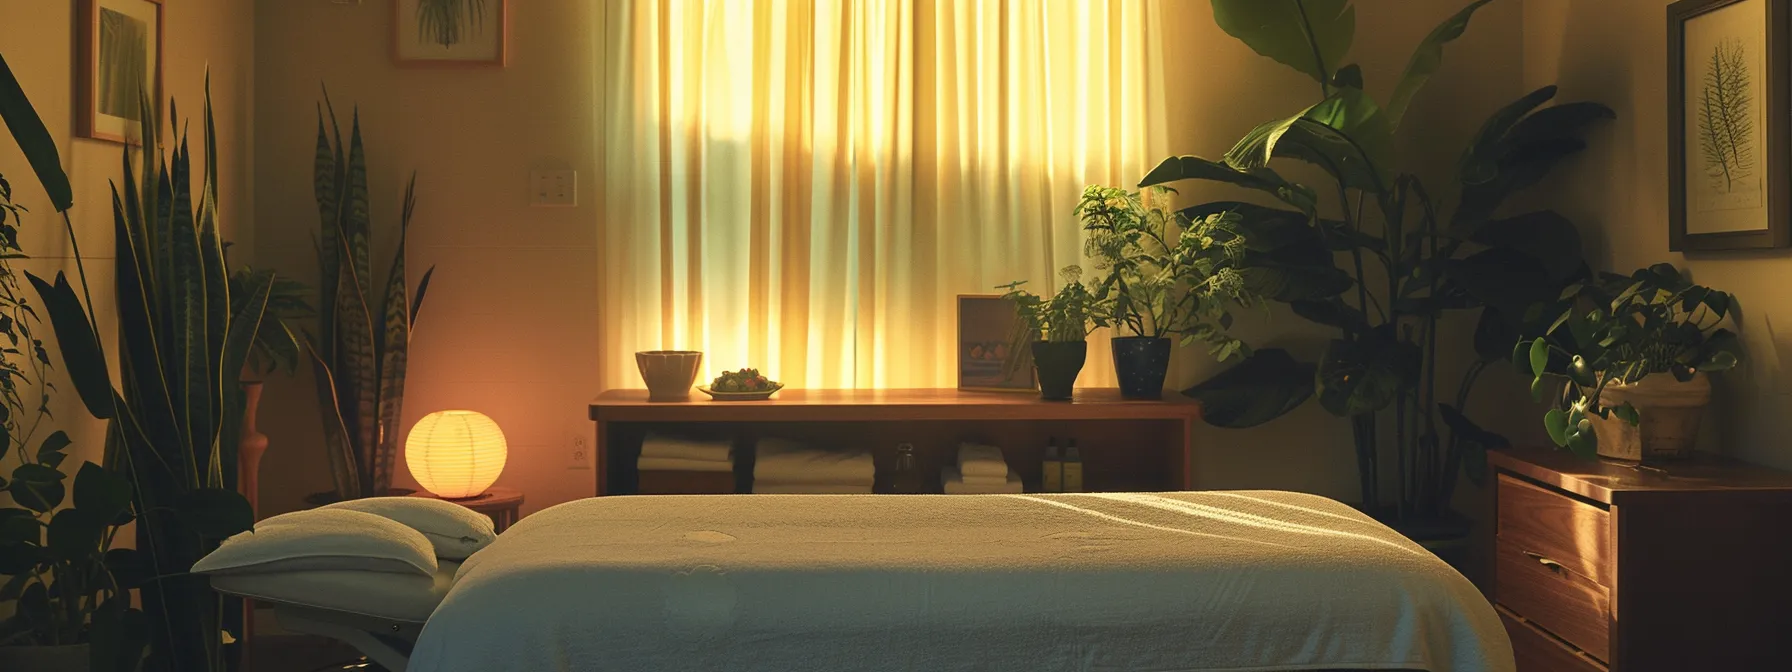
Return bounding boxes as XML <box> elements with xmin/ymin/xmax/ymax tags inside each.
<box><xmin>395</xmin><ymin>0</ymin><xmax>509</xmax><ymax>67</ymax></box>
<box><xmin>956</xmin><ymin>295</ymin><xmax>1036</xmax><ymax>393</ymax></box>
<box><xmin>1669</xmin><ymin>0</ymin><xmax>1791</xmax><ymax>250</ymax></box>
<box><xmin>78</xmin><ymin>0</ymin><xmax>163</xmax><ymax>144</ymax></box>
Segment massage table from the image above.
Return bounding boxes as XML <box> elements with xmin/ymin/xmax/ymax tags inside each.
<box><xmin>212</xmin><ymin>491</ymin><xmax>1513</xmax><ymax>671</ymax></box>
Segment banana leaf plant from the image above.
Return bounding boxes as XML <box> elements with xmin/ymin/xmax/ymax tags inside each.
<box><xmin>1143</xmin><ymin>0</ymin><xmax>1614</xmax><ymax>525</ymax></box>
<box><xmin>3</xmin><ymin>61</ymin><xmax>263</xmax><ymax>672</ymax></box>
<box><xmin>309</xmin><ymin>96</ymin><xmax>434</xmax><ymax>502</ymax></box>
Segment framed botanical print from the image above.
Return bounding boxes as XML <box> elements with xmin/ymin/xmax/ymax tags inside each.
<box><xmin>395</xmin><ymin>0</ymin><xmax>510</xmax><ymax>67</ymax></box>
<box><xmin>956</xmin><ymin>295</ymin><xmax>1036</xmax><ymax>393</ymax></box>
<box><xmin>78</xmin><ymin>0</ymin><xmax>163</xmax><ymax>144</ymax></box>
<box><xmin>1669</xmin><ymin>0</ymin><xmax>1792</xmax><ymax>250</ymax></box>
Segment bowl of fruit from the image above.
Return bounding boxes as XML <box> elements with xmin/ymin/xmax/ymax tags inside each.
<box><xmin>698</xmin><ymin>368</ymin><xmax>784</xmax><ymax>401</ymax></box>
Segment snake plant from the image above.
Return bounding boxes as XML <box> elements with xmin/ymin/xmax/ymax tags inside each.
<box><xmin>4</xmin><ymin>62</ymin><xmax>269</xmax><ymax>672</ymax></box>
<box><xmin>311</xmin><ymin>95</ymin><xmax>434</xmax><ymax>501</ymax></box>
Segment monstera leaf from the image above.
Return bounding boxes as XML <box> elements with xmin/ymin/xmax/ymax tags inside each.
<box><xmin>1183</xmin><ymin>348</ymin><xmax>1317</xmax><ymax>428</ymax></box>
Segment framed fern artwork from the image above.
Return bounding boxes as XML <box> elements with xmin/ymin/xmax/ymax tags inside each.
<box><xmin>394</xmin><ymin>0</ymin><xmax>508</xmax><ymax>67</ymax></box>
<box><xmin>1669</xmin><ymin>0</ymin><xmax>1790</xmax><ymax>250</ymax></box>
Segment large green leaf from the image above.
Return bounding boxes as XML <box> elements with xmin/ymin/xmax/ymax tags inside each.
<box><xmin>89</xmin><ymin>603</ymin><xmax>149</xmax><ymax>672</ymax></box>
<box><xmin>1291</xmin><ymin>297</ymin><xmax>1368</xmax><ymax>333</ymax></box>
<box><xmin>1386</xmin><ymin>0</ymin><xmax>1497</xmax><ymax>129</ymax></box>
<box><xmin>1182</xmin><ymin>348</ymin><xmax>1316</xmax><ymax>428</ymax></box>
<box><xmin>8</xmin><ymin>463</ymin><xmax>65</xmax><ymax>513</ymax></box>
<box><xmin>26</xmin><ymin>272</ymin><xmax>116</xmax><ymax>419</ymax></box>
<box><xmin>1315</xmin><ymin>328</ymin><xmax>1421</xmax><ymax>416</ymax></box>
<box><xmin>1462</xmin><ymin>210</ymin><xmax>1585</xmax><ymax>282</ymax></box>
<box><xmin>1240</xmin><ymin>241</ymin><xmax>1354</xmax><ymax>301</ymax></box>
<box><xmin>1139</xmin><ymin>156</ymin><xmax>1319</xmax><ymax>214</ymax></box>
<box><xmin>47</xmin><ymin>507</ymin><xmax>105</xmax><ymax>562</ymax></box>
<box><xmin>1211</xmin><ymin>0</ymin><xmax>1355</xmax><ymax>84</ymax></box>
<box><xmin>1181</xmin><ymin>201</ymin><xmax>1321</xmax><ymax>252</ymax></box>
<box><xmin>1459</xmin><ymin>85</ymin><xmax>1558</xmax><ymax>184</ymax></box>
<box><xmin>1225</xmin><ymin>88</ymin><xmax>1392</xmax><ymax>192</ymax></box>
<box><xmin>372</xmin><ymin>175</ymin><xmax>421</xmax><ymax>496</ymax></box>
<box><xmin>73</xmin><ymin>461</ymin><xmax>133</xmax><ymax>524</ymax></box>
<box><xmin>307</xmin><ymin>342</ymin><xmax>361</xmax><ymax>499</ymax></box>
<box><xmin>0</xmin><ymin>54</ymin><xmax>73</xmax><ymax>211</ymax></box>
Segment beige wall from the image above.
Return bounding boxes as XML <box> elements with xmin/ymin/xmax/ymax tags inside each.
<box><xmin>1523</xmin><ymin>0</ymin><xmax>1792</xmax><ymax>471</ymax></box>
<box><xmin>253</xmin><ymin>0</ymin><xmax>601</xmax><ymax>516</ymax></box>
<box><xmin>0</xmin><ymin>0</ymin><xmax>254</xmax><ymax>500</ymax></box>
<box><xmin>246</xmin><ymin>0</ymin><xmax>1538</xmax><ymax>518</ymax></box>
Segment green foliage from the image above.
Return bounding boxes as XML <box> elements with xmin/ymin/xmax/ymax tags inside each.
<box><xmin>7</xmin><ymin>68</ymin><xmax>262</xmax><ymax>671</ymax></box>
<box><xmin>1526</xmin><ymin>264</ymin><xmax>1742</xmax><ymax>452</ymax></box>
<box><xmin>1697</xmin><ymin>37</ymin><xmax>1755</xmax><ymax>194</ymax></box>
<box><xmin>0</xmin><ymin>459</ymin><xmax>138</xmax><ymax>665</ymax></box>
<box><xmin>417</xmin><ymin>0</ymin><xmax>490</xmax><ymax>48</ymax></box>
<box><xmin>1076</xmin><ymin>185</ymin><xmax>1260</xmax><ymax>362</ymax></box>
<box><xmin>1001</xmin><ymin>266</ymin><xmax>1102</xmax><ymax>344</ymax></box>
<box><xmin>310</xmin><ymin>97</ymin><xmax>436</xmax><ymax>501</ymax></box>
<box><xmin>1152</xmin><ymin>0</ymin><xmax>1614</xmax><ymax>519</ymax></box>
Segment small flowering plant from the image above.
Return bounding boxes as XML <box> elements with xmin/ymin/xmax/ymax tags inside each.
<box><xmin>1076</xmin><ymin>184</ymin><xmax>1259</xmax><ymax>362</ymax></box>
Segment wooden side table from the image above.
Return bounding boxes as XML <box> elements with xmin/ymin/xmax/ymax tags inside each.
<box><xmin>409</xmin><ymin>487</ymin><xmax>525</xmax><ymax>533</ymax></box>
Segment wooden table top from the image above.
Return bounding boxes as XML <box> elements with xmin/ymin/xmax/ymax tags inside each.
<box><xmin>409</xmin><ymin>486</ymin><xmax>524</xmax><ymax>511</ymax></box>
<box><xmin>1490</xmin><ymin>445</ymin><xmax>1792</xmax><ymax>504</ymax></box>
<box><xmin>590</xmin><ymin>387</ymin><xmax>1202</xmax><ymax>422</ymax></box>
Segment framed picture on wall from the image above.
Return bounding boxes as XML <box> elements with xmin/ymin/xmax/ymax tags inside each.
<box><xmin>956</xmin><ymin>295</ymin><xmax>1036</xmax><ymax>393</ymax></box>
<box><xmin>394</xmin><ymin>0</ymin><xmax>509</xmax><ymax>67</ymax></box>
<box><xmin>78</xmin><ymin>0</ymin><xmax>163</xmax><ymax>144</ymax></box>
<box><xmin>1668</xmin><ymin>0</ymin><xmax>1791</xmax><ymax>250</ymax></box>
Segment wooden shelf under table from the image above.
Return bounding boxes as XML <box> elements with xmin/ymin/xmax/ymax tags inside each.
<box><xmin>588</xmin><ymin>388</ymin><xmax>1200</xmax><ymax>496</ymax></box>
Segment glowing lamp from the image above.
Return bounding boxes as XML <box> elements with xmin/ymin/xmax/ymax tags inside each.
<box><xmin>406</xmin><ymin>410</ymin><xmax>508</xmax><ymax>499</ymax></box>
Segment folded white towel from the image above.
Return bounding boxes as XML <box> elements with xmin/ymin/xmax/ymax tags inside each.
<box><xmin>754</xmin><ymin>439</ymin><xmax>875</xmax><ymax>484</ymax></box>
<box><xmin>754</xmin><ymin>483</ymin><xmax>875</xmax><ymax>494</ymax></box>
<box><xmin>942</xmin><ymin>467</ymin><xmax>1023</xmax><ymax>494</ymax></box>
<box><xmin>638</xmin><ymin>456</ymin><xmax>734</xmax><ymax>473</ymax></box>
<box><xmin>956</xmin><ymin>443</ymin><xmax>1009</xmax><ymax>479</ymax></box>
<box><xmin>641</xmin><ymin>434</ymin><xmax>732</xmax><ymax>462</ymax></box>
<box><xmin>959</xmin><ymin>472</ymin><xmax>1011</xmax><ymax>486</ymax></box>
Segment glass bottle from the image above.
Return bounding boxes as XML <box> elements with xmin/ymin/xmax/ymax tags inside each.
<box><xmin>892</xmin><ymin>443</ymin><xmax>924</xmax><ymax>494</ymax></box>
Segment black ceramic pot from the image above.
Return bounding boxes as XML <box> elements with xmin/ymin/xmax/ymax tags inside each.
<box><xmin>1031</xmin><ymin>341</ymin><xmax>1087</xmax><ymax>401</ymax></box>
<box><xmin>1111</xmin><ymin>336</ymin><xmax>1171</xmax><ymax>399</ymax></box>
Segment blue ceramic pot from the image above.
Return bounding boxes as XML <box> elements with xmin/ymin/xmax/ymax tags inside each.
<box><xmin>1111</xmin><ymin>336</ymin><xmax>1171</xmax><ymax>399</ymax></box>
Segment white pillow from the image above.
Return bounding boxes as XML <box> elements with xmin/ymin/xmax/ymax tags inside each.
<box><xmin>192</xmin><ymin>509</ymin><xmax>436</xmax><ymax>577</ymax></box>
<box><xmin>320</xmin><ymin>496</ymin><xmax>498</xmax><ymax>560</ymax></box>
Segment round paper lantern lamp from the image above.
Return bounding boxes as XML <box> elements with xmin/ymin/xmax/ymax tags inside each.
<box><xmin>406</xmin><ymin>410</ymin><xmax>508</xmax><ymax>499</ymax></box>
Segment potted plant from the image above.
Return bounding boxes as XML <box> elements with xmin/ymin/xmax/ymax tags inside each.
<box><xmin>306</xmin><ymin>95</ymin><xmax>436</xmax><ymax>504</ymax></box>
<box><xmin>4</xmin><ymin>60</ymin><xmax>268</xmax><ymax>671</ymax></box>
<box><xmin>1000</xmin><ymin>266</ymin><xmax>1103</xmax><ymax>400</ymax></box>
<box><xmin>1524</xmin><ymin>264</ymin><xmax>1740</xmax><ymax>462</ymax></box>
<box><xmin>1077</xmin><ymin>185</ymin><xmax>1259</xmax><ymax>399</ymax></box>
<box><xmin>0</xmin><ymin>457</ymin><xmax>144</xmax><ymax>672</ymax></box>
<box><xmin>1138</xmin><ymin>0</ymin><xmax>1613</xmax><ymax>539</ymax></box>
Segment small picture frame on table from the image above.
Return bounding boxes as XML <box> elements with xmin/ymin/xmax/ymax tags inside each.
<box><xmin>78</xmin><ymin>0</ymin><xmax>164</xmax><ymax>144</ymax></box>
<box><xmin>394</xmin><ymin>0</ymin><xmax>510</xmax><ymax>67</ymax></box>
<box><xmin>956</xmin><ymin>295</ymin><xmax>1035</xmax><ymax>393</ymax></box>
<box><xmin>1668</xmin><ymin>0</ymin><xmax>1792</xmax><ymax>250</ymax></box>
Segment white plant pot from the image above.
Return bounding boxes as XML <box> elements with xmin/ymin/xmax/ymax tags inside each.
<box><xmin>1588</xmin><ymin>372</ymin><xmax>1712</xmax><ymax>462</ymax></box>
<box><xmin>0</xmin><ymin>643</ymin><xmax>89</xmax><ymax>672</ymax></box>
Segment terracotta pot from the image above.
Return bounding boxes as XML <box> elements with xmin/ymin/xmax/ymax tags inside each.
<box><xmin>1588</xmin><ymin>372</ymin><xmax>1711</xmax><ymax>462</ymax></box>
<box><xmin>635</xmin><ymin>351</ymin><xmax>704</xmax><ymax>401</ymax></box>
<box><xmin>1111</xmin><ymin>337</ymin><xmax>1171</xmax><ymax>400</ymax></box>
<box><xmin>0</xmin><ymin>643</ymin><xmax>90</xmax><ymax>672</ymax></box>
<box><xmin>1031</xmin><ymin>341</ymin><xmax>1087</xmax><ymax>401</ymax></box>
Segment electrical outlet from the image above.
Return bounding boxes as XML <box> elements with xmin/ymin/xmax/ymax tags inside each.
<box><xmin>530</xmin><ymin>169</ymin><xmax>577</xmax><ymax>207</ymax></box>
<box><xmin>568</xmin><ymin>435</ymin><xmax>592</xmax><ymax>470</ymax></box>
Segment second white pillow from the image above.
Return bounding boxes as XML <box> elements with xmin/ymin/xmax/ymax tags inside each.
<box><xmin>322</xmin><ymin>496</ymin><xmax>498</xmax><ymax>560</ymax></box>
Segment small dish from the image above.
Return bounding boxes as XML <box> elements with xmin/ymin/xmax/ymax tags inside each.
<box><xmin>697</xmin><ymin>383</ymin><xmax>784</xmax><ymax>401</ymax></box>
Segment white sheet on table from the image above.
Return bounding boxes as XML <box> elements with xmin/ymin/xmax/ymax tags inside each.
<box><xmin>410</xmin><ymin>491</ymin><xmax>1513</xmax><ymax>672</ymax></box>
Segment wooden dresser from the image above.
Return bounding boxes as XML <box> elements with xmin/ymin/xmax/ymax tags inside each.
<box><xmin>1489</xmin><ymin>446</ymin><xmax>1792</xmax><ymax>671</ymax></box>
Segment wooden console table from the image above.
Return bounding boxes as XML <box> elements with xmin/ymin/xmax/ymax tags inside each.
<box><xmin>588</xmin><ymin>388</ymin><xmax>1200</xmax><ymax>495</ymax></box>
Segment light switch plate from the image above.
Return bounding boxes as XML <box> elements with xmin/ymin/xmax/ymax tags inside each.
<box><xmin>530</xmin><ymin>169</ymin><xmax>577</xmax><ymax>207</ymax></box>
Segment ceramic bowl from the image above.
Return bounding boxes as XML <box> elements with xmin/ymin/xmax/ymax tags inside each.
<box><xmin>635</xmin><ymin>351</ymin><xmax>704</xmax><ymax>401</ymax></box>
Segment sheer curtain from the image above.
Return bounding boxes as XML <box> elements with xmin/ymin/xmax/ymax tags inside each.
<box><xmin>597</xmin><ymin>0</ymin><xmax>1166</xmax><ymax>392</ymax></box>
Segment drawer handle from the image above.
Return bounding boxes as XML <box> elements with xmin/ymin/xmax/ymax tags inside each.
<box><xmin>1522</xmin><ymin>550</ymin><xmax>1564</xmax><ymax>572</ymax></box>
